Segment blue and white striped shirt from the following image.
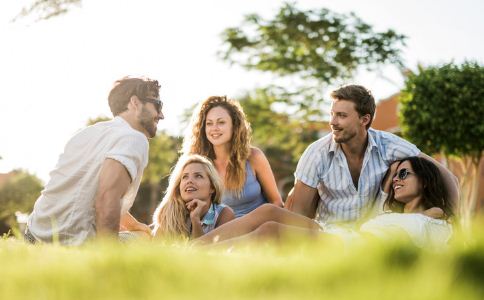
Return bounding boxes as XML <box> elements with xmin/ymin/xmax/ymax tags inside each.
<box><xmin>295</xmin><ymin>128</ymin><xmax>420</xmax><ymax>227</ymax></box>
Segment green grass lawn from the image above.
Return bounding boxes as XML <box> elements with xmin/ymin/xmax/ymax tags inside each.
<box><xmin>1</xmin><ymin>220</ymin><xmax>483</xmax><ymax>300</ymax></box>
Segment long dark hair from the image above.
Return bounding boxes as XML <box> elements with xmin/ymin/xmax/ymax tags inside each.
<box><xmin>384</xmin><ymin>156</ymin><xmax>454</xmax><ymax>218</ymax></box>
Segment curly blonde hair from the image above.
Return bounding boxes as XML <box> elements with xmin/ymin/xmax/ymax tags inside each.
<box><xmin>182</xmin><ymin>96</ymin><xmax>251</xmax><ymax>194</ymax></box>
<box><xmin>152</xmin><ymin>154</ymin><xmax>223</xmax><ymax>239</ymax></box>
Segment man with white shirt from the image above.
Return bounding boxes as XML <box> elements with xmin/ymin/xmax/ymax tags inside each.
<box><xmin>287</xmin><ymin>84</ymin><xmax>458</xmax><ymax>227</ymax></box>
<box><xmin>25</xmin><ymin>76</ymin><xmax>164</xmax><ymax>245</ymax></box>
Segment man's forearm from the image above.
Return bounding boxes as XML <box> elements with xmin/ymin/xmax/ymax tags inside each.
<box><xmin>95</xmin><ymin>193</ymin><xmax>122</xmax><ymax>236</ymax></box>
<box><xmin>94</xmin><ymin>158</ymin><xmax>131</xmax><ymax>238</ymax></box>
<box><xmin>438</xmin><ymin>166</ymin><xmax>460</xmax><ymax>210</ymax></box>
<box><xmin>289</xmin><ymin>197</ymin><xmax>318</xmax><ymax>218</ymax></box>
<box><xmin>286</xmin><ymin>181</ymin><xmax>319</xmax><ymax>218</ymax></box>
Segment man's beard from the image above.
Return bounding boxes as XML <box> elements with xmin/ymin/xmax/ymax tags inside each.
<box><xmin>138</xmin><ymin>106</ymin><xmax>157</xmax><ymax>138</ymax></box>
<box><xmin>333</xmin><ymin>128</ymin><xmax>357</xmax><ymax>144</ymax></box>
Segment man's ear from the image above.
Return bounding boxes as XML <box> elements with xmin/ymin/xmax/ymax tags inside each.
<box><xmin>128</xmin><ymin>95</ymin><xmax>140</xmax><ymax>110</ymax></box>
<box><xmin>360</xmin><ymin>114</ymin><xmax>371</xmax><ymax>127</ymax></box>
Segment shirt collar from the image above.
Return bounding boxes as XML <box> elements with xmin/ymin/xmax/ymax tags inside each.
<box><xmin>201</xmin><ymin>203</ymin><xmax>216</xmax><ymax>225</ymax></box>
<box><xmin>367</xmin><ymin>128</ymin><xmax>378</xmax><ymax>151</ymax></box>
<box><xmin>329</xmin><ymin>136</ymin><xmax>339</xmax><ymax>153</ymax></box>
<box><xmin>328</xmin><ymin>128</ymin><xmax>379</xmax><ymax>154</ymax></box>
<box><xmin>114</xmin><ymin>116</ymin><xmax>130</xmax><ymax>127</ymax></box>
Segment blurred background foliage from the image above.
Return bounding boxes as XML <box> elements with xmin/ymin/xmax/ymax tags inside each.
<box><xmin>0</xmin><ymin>170</ymin><xmax>43</xmax><ymax>232</ymax></box>
<box><xmin>219</xmin><ymin>3</ymin><xmax>406</xmax><ymax>81</ymax></box>
<box><xmin>400</xmin><ymin>62</ymin><xmax>484</xmax><ymax>228</ymax></box>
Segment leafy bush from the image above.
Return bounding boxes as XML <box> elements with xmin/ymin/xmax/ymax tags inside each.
<box><xmin>0</xmin><ymin>170</ymin><xmax>43</xmax><ymax>232</ymax></box>
<box><xmin>400</xmin><ymin>62</ymin><xmax>484</xmax><ymax>226</ymax></box>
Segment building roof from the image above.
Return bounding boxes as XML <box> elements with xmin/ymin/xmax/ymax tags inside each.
<box><xmin>372</xmin><ymin>93</ymin><xmax>400</xmax><ymax>132</ymax></box>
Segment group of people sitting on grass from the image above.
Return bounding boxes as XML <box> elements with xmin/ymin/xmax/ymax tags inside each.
<box><xmin>24</xmin><ymin>76</ymin><xmax>458</xmax><ymax>249</ymax></box>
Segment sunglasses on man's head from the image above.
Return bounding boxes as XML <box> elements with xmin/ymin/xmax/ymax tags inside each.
<box><xmin>394</xmin><ymin>168</ymin><xmax>413</xmax><ymax>180</ymax></box>
<box><xmin>139</xmin><ymin>98</ymin><xmax>163</xmax><ymax>113</ymax></box>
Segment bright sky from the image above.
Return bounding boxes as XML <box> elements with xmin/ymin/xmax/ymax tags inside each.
<box><xmin>0</xmin><ymin>0</ymin><xmax>483</xmax><ymax>183</ymax></box>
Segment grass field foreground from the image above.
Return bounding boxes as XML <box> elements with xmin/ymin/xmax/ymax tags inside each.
<box><xmin>1</xmin><ymin>219</ymin><xmax>483</xmax><ymax>300</ymax></box>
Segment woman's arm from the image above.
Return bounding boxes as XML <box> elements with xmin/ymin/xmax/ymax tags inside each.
<box><xmin>249</xmin><ymin>147</ymin><xmax>284</xmax><ymax>207</ymax></box>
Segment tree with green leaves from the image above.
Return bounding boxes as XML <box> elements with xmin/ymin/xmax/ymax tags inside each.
<box><xmin>13</xmin><ymin>0</ymin><xmax>81</xmax><ymax>22</ymax></box>
<box><xmin>0</xmin><ymin>170</ymin><xmax>43</xmax><ymax>232</ymax></box>
<box><xmin>220</xmin><ymin>2</ymin><xmax>406</xmax><ymax>83</ymax></box>
<box><xmin>400</xmin><ymin>61</ymin><xmax>484</xmax><ymax>226</ymax></box>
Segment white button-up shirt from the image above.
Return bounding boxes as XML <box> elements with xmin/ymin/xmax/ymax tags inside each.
<box><xmin>295</xmin><ymin>128</ymin><xmax>420</xmax><ymax>226</ymax></box>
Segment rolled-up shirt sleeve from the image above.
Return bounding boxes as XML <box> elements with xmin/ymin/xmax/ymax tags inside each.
<box><xmin>106</xmin><ymin>134</ymin><xmax>148</xmax><ymax>182</ymax></box>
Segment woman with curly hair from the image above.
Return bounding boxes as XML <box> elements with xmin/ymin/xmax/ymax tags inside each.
<box><xmin>152</xmin><ymin>154</ymin><xmax>235</xmax><ymax>239</ymax></box>
<box><xmin>183</xmin><ymin>96</ymin><xmax>283</xmax><ymax>217</ymax></box>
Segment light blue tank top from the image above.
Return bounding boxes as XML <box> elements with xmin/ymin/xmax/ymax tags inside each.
<box><xmin>222</xmin><ymin>161</ymin><xmax>268</xmax><ymax>217</ymax></box>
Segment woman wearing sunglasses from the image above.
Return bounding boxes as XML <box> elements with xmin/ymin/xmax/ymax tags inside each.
<box><xmin>195</xmin><ymin>156</ymin><xmax>454</xmax><ymax>248</ymax></box>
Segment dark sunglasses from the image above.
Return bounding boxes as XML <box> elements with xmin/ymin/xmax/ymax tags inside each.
<box><xmin>139</xmin><ymin>98</ymin><xmax>163</xmax><ymax>113</ymax></box>
<box><xmin>394</xmin><ymin>168</ymin><xmax>413</xmax><ymax>180</ymax></box>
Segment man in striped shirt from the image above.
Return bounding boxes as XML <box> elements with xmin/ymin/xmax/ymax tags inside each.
<box><xmin>288</xmin><ymin>85</ymin><xmax>458</xmax><ymax>227</ymax></box>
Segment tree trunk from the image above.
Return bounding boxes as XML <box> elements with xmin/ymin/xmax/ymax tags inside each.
<box><xmin>459</xmin><ymin>156</ymin><xmax>481</xmax><ymax>231</ymax></box>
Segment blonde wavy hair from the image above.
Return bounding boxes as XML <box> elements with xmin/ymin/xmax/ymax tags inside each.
<box><xmin>152</xmin><ymin>154</ymin><xmax>223</xmax><ymax>239</ymax></box>
<box><xmin>182</xmin><ymin>96</ymin><xmax>251</xmax><ymax>194</ymax></box>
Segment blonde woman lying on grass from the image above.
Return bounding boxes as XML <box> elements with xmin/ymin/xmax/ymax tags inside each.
<box><xmin>152</xmin><ymin>154</ymin><xmax>235</xmax><ymax>240</ymax></box>
<box><xmin>194</xmin><ymin>156</ymin><xmax>454</xmax><ymax>249</ymax></box>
